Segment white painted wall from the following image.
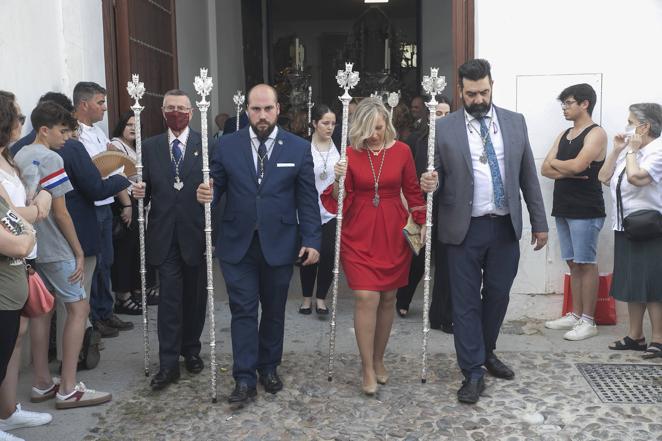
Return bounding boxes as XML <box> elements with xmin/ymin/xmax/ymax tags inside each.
<box><xmin>475</xmin><ymin>0</ymin><xmax>662</xmax><ymax>293</ymax></box>
<box><xmin>0</xmin><ymin>0</ymin><xmax>107</xmax><ymax>134</ymax></box>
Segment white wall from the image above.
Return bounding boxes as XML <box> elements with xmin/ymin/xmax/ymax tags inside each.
<box><xmin>475</xmin><ymin>0</ymin><xmax>662</xmax><ymax>293</ymax></box>
<box><xmin>0</xmin><ymin>0</ymin><xmax>107</xmax><ymax>134</ymax></box>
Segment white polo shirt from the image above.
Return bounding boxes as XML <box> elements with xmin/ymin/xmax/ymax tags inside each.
<box><xmin>78</xmin><ymin>122</ymin><xmax>114</xmax><ymax>206</ymax></box>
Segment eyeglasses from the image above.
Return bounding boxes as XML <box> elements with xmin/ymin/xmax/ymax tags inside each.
<box><xmin>163</xmin><ymin>106</ymin><xmax>191</xmax><ymax>113</ymax></box>
<box><xmin>560</xmin><ymin>100</ymin><xmax>577</xmax><ymax>109</ymax></box>
<box><xmin>18</xmin><ymin>114</ymin><xmax>26</xmax><ymax>125</ymax></box>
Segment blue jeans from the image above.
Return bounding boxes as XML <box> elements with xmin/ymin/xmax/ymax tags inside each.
<box><xmin>555</xmin><ymin>217</ymin><xmax>605</xmax><ymax>264</ymax></box>
<box><xmin>90</xmin><ymin>205</ymin><xmax>115</xmax><ymax>321</ymax></box>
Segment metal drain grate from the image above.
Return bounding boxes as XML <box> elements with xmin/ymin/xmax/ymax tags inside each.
<box><xmin>576</xmin><ymin>363</ymin><xmax>662</xmax><ymax>404</ymax></box>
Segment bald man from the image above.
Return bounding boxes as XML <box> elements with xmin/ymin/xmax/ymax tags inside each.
<box><xmin>197</xmin><ymin>84</ymin><xmax>321</xmax><ymax>406</ymax></box>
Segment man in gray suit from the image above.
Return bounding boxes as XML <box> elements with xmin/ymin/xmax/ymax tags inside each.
<box><xmin>421</xmin><ymin>59</ymin><xmax>548</xmax><ymax>404</ymax></box>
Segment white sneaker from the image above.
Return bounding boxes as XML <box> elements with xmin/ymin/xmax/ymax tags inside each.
<box><xmin>545</xmin><ymin>313</ymin><xmax>579</xmax><ymax>330</ymax></box>
<box><xmin>0</xmin><ymin>404</ymin><xmax>52</xmax><ymax>431</ymax></box>
<box><xmin>55</xmin><ymin>382</ymin><xmax>112</xmax><ymax>409</ymax></box>
<box><xmin>563</xmin><ymin>319</ymin><xmax>598</xmax><ymax>341</ymax></box>
<box><xmin>0</xmin><ymin>430</ymin><xmax>25</xmax><ymax>441</ymax></box>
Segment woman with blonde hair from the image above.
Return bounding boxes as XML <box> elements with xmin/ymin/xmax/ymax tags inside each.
<box><xmin>322</xmin><ymin>98</ymin><xmax>426</xmax><ymax>395</ymax></box>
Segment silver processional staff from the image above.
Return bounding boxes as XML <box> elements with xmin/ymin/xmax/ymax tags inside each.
<box><xmin>194</xmin><ymin>68</ymin><xmax>219</xmax><ymax>402</ymax></box>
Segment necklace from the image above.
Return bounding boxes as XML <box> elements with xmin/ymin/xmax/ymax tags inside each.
<box><xmin>250</xmin><ymin>138</ymin><xmax>275</xmax><ymax>184</ymax></box>
<box><xmin>466</xmin><ymin>109</ymin><xmax>496</xmax><ymax>164</ymax></box>
<box><xmin>366</xmin><ymin>144</ymin><xmax>386</xmax><ymax>207</ymax></box>
<box><xmin>168</xmin><ymin>133</ymin><xmax>189</xmax><ymax>191</ymax></box>
<box><xmin>312</xmin><ymin>140</ymin><xmax>333</xmax><ymax>180</ymax></box>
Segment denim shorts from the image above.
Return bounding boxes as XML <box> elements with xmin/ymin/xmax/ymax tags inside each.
<box><xmin>555</xmin><ymin>217</ymin><xmax>605</xmax><ymax>264</ymax></box>
<box><xmin>36</xmin><ymin>259</ymin><xmax>87</xmax><ymax>303</ymax></box>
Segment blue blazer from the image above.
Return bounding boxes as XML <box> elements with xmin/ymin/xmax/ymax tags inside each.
<box><xmin>57</xmin><ymin>140</ymin><xmax>131</xmax><ymax>256</ymax></box>
<box><xmin>142</xmin><ymin>129</ymin><xmax>206</xmax><ymax>266</ymax></box>
<box><xmin>222</xmin><ymin>112</ymin><xmax>249</xmax><ymax>135</ymax></box>
<box><xmin>210</xmin><ymin>127</ymin><xmax>321</xmax><ymax>266</ymax></box>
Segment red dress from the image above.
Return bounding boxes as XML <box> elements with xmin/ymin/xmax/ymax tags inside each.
<box><xmin>321</xmin><ymin>141</ymin><xmax>426</xmax><ymax>291</ymax></box>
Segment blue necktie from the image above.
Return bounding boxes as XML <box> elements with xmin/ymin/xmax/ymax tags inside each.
<box><xmin>478</xmin><ymin>117</ymin><xmax>506</xmax><ymax>209</ymax></box>
<box><xmin>257</xmin><ymin>140</ymin><xmax>267</xmax><ymax>182</ymax></box>
<box><xmin>172</xmin><ymin>139</ymin><xmax>182</xmax><ymax>175</ymax></box>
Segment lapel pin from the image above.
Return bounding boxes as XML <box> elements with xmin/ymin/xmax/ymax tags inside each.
<box><xmin>194</xmin><ymin>151</ymin><xmax>199</xmax><ymax>156</ymax></box>
<box><xmin>278</xmin><ymin>140</ymin><xmax>283</xmax><ymax>145</ymax></box>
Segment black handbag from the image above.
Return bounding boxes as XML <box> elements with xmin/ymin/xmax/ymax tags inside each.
<box><xmin>616</xmin><ymin>168</ymin><xmax>662</xmax><ymax>241</ymax></box>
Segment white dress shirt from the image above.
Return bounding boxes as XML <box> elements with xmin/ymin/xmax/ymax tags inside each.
<box><xmin>464</xmin><ymin>107</ymin><xmax>509</xmax><ymax>217</ymax></box>
<box><xmin>311</xmin><ymin>141</ymin><xmax>339</xmax><ymax>224</ymax></box>
<box><xmin>249</xmin><ymin>127</ymin><xmax>278</xmax><ymax>184</ymax></box>
<box><xmin>167</xmin><ymin>126</ymin><xmax>190</xmax><ymax>158</ymax></box>
<box><xmin>610</xmin><ymin>136</ymin><xmax>662</xmax><ymax>230</ymax></box>
<box><xmin>79</xmin><ymin>122</ymin><xmax>115</xmax><ymax>206</ymax></box>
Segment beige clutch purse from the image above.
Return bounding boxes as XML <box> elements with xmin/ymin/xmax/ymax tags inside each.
<box><xmin>402</xmin><ymin>212</ymin><xmax>423</xmax><ymax>256</ymax></box>
<box><xmin>92</xmin><ymin>151</ymin><xmax>137</xmax><ymax>178</ymax></box>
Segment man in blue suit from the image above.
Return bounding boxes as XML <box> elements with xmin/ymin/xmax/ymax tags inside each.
<box><xmin>197</xmin><ymin>84</ymin><xmax>321</xmax><ymax>406</ymax></box>
<box><xmin>222</xmin><ymin>110</ymin><xmax>248</xmax><ymax>135</ymax></box>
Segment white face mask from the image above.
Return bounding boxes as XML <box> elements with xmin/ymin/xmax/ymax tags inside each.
<box><xmin>624</xmin><ymin>124</ymin><xmax>637</xmax><ymax>137</ymax></box>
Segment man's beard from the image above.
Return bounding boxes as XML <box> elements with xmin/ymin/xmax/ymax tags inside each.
<box><xmin>250</xmin><ymin>120</ymin><xmax>277</xmax><ymax>140</ymax></box>
<box><xmin>463</xmin><ymin>99</ymin><xmax>492</xmax><ymax>119</ymax></box>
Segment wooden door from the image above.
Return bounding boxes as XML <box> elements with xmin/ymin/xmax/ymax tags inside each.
<box><xmin>452</xmin><ymin>0</ymin><xmax>474</xmax><ymax>109</ymax></box>
<box><xmin>103</xmin><ymin>0</ymin><xmax>178</xmax><ymax>137</ymax></box>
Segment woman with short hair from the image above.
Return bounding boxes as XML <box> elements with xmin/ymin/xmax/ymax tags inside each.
<box><xmin>322</xmin><ymin>98</ymin><xmax>426</xmax><ymax>395</ymax></box>
<box><xmin>598</xmin><ymin>102</ymin><xmax>662</xmax><ymax>359</ymax></box>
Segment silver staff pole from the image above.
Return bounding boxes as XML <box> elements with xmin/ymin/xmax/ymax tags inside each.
<box><xmin>194</xmin><ymin>68</ymin><xmax>218</xmax><ymax>402</ymax></box>
<box><xmin>233</xmin><ymin>90</ymin><xmax>245</xmax><ymax>132</ymax></box>
<box><xmin>328</xmin><ymin>62</ymin><xmax>360</xmax><ymax>382</ymax></box>
<box><xmin>307</xmin><ymin>85</ymin><xmax>313</xmax><ymax>137</ymax></box>
<box><xmin>127</xmin><ymin>75</ymin><xmax>150</xmax><ymax>377</ymax></box>
<box><xmin>387</xmin><ymin>91</ymin><xmax>400</xmax><ymax>123</ymax></box>
<box><xmin>420</xmin><ymin>68</ymin><xmax>446</xmax><ymax>383</ymax></box>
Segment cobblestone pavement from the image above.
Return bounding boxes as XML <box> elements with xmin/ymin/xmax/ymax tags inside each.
<box><xmin>81</xmin><ymin>350</ymin><xmax>660</xmax><ymax>441</ymax></box>
<box><xmin>11</xmin><ymin>273</ymin><xmax>662</xmax><ymax>440</ymax></box>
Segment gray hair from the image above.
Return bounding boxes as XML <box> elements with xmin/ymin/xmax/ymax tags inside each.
<box><xmin>73</xmin><ymin>82</ymin><xmax>106</xmax><ymax>108</ymax></box>
<box><xmin>629</xmin><ymin>103</ymin><xmax>662</xmax><ymax>138</ymax></box>
<box><xmin>162</xmin><ymin>89</ymin><xmax>190</xmax><ymax>107</ymax></box>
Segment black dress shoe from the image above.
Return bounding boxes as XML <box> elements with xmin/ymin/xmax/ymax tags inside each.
<box><xmin>484</xmin><ymin>353</ymin><xmax>514</xmax><ymax>380</ymax></box>
<box><xmin>184</xmin><ymin>355</ymin><xmax>204</xmax><ymax>374</ymax></box>
<box><xmin>150</xmin><ymin>368</ymin><xmax>180</xmax><ymax>390</ymax></box>
<box><xmin>457</xmin><ymin>377</ymin><xmax>485</xmax><ymax>404</ymax></box>
<box><xmin>259</xmin><ymin>371</ymin><xmax>283</xmax><ymax>394</ymax></box>
<box><xmin>228</xmin><ymin>382</ymin><xmax>257</xmax><ymax>404</ymax></box>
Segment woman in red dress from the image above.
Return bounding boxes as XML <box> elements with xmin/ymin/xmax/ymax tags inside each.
<box><xmin>322</xmin><ymin>98</ymin><xmax>426</xmax><ymax>395</ymax></box>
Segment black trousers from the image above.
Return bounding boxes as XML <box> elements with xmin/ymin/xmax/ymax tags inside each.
<box><xmin>396</xmin><ymin>240</ymin><xmax>453</xmax><ymax>327</ymax></box>
<box><xmin>0</xmin><ymin>309</ymin><xmax>21</xmax><ymax>384</ymax></box>
<box><xmin>111</xmin><ymin>200</ymin><xmax>157</xmax><ymax>293</ymax></box>
<box><xmin>156</xmin><ymin>240</ymin><xmax>207</xmax><ymax>370</ymax></box>
<box><xmin>299</xmin><ymin>218</ymin><xmax>336</xmax><ymax>300</ymax></box>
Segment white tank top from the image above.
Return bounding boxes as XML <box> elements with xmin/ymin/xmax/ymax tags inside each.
<box><xmin>0</xmin><ymin>167</ymin><xmax>37</xmax><ymax>259</ymax></box>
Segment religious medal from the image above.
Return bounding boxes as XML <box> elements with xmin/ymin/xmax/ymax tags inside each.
<box><xmin>174</xmin><ymin>177</ymin><xmax>184</xmax><ymax>191</ymax></box>
<box><xmin>367</xmin><ymin>145</ymin><xmax>386</xmax><ymax>208</ymax></box>
<box><xmin>479</xmin><ymin>152</ymin><xmax>488</xmax><ymax>164</ymax></box>
<box><xmin>320</xmin><ymin>170</ymin><xmax>328</xmax><ymax>180</ymax></box>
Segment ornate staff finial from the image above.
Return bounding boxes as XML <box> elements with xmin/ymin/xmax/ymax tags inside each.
<box><xmin>421</xmin><ymin>68</ymin><xmax>447</xmax><ymax>103</ymax></box>
<box><xmin>233</xmin><ymin>90</ymin><xmax>245</xmax><ymax>109</ymax></box>
<box><xmin>127</xmin><ymin>74</ymin><xmax>145</xmax><ymax>109</ymax></box>
<box><xmin>194</xmin><ymin>68</ymin><xmax>213</xmax><ymax>110</ymax></box>
<box><xmin>233</xmin><ymin>90</ymin><xmax>245</xmax><ymax>131</ymax></box>
<box><xmin>387</xmin><ymin>91</ymin><xmax>400</xmax><ymax>109</ymax></box>
<box><xmin>336</xmin><ymin>62</ymin><xmax>360</xmax><ymax>94</ymax></box>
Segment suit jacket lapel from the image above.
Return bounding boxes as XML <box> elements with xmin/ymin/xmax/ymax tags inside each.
<box><xmin>259</xmin><ymin>129</ymin><xmax>285</xmax><ymax>189</ymax></box>
<box><xmin>452</xmin><ymin>111</ymin><xmax>473</xmax><ymax>174</ymax></box>
<box><xmin>239</xmin><ymin>129</ymin><xmax>259</xmax><ymax>189</ymax></box>
<box><xmin>179</xmin><ymin>131</ymin><xmax>201</xmax><ymax>180</ymax></box>
<box><xmin>494</xmin><ymin>106</ymin><xmax>513</xmax><ymax>181</ymax></box>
